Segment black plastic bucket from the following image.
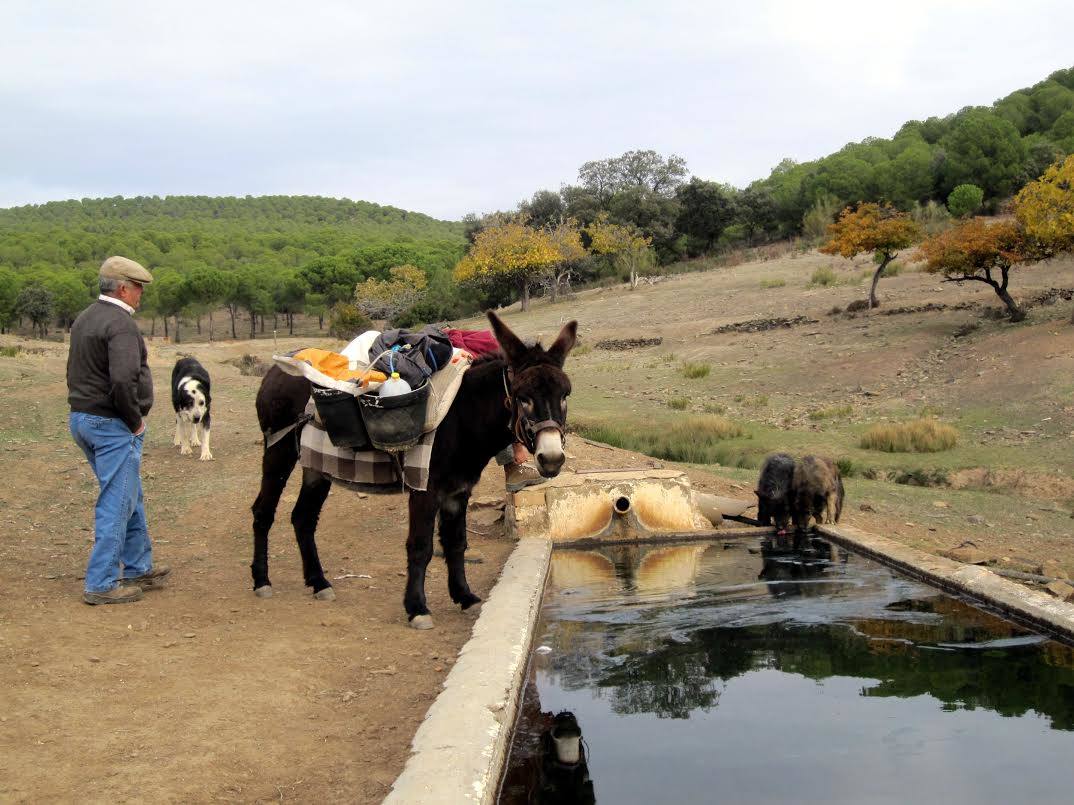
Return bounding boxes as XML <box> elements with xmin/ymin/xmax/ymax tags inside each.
<box><xmin>311</xmin><ymin>386</ymin><xmax>370</xmax><ymax>449</ymax></box>
<box><xmin>358</xmin><ymin>381</ymin><xmax>430</xmax><ymax>452</ymax></box>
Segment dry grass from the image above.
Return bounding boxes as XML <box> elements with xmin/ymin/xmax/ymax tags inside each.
<box><xmin>860</xmin><ymin>418</ymin><xmax>959</xmax><ymax>453</ymax></box>
<box><xmin>807</xmin><ymin>266</ymin><xmax>839</xmax><ymax>288</ymax></box>
<box><xmin>681</xmin><ymin>361</ymin><xmax>711</xmax><ymax>379</ymax></box>
<box><xmin>809</xmin><ymin>403</ymin><xmax>854</xmax><ymax>420</ymax></box>
<box><xmin>572</xmin><ymin>415</ymin><xmax>748</xmax><ymax>466</ymax></box>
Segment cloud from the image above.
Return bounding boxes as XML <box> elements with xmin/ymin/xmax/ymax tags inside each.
<box><xmin>2</xmin><ymin>1</ymin><xmax>1073</xmax><ymax>217</ymax></box>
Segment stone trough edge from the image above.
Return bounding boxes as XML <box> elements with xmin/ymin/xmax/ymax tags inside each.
<box><xmin>818</xmin><ymin>523</ymin><xmax>1074</xmax><ymax>642</ymax></box>
<box><xmin>384</xmin><ymin>538</ymin><xmax>552</xmax><ymax>805</ymax></box>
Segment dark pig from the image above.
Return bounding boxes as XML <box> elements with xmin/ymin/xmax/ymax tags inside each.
<box><xmin>755</xmin><ymin>453</ymin><xmax>796</xmax><ymax>534</ymax></box>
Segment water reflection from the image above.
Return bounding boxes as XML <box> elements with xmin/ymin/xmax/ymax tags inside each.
<box><xmin>502</xmin><ymin>537</ymin><xmax>1074</xmax><ymax>804</ymax></box>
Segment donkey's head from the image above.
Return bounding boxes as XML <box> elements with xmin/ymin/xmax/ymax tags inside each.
<box><xmin>488</xmin><ymin>310</ymin><xmax>577</xmax><ymax>478</ymax></box>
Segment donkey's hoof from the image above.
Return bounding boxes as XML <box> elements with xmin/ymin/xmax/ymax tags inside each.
<box><xmin>459</xmin><ymin>593</ymin><xmax>482</xmax><ymax>611</ymax></box>
<box><xmin>409</xmin><ymin>614</ymin><xmax>434</xmax><ymax>630</ymax></box>
<box><xmin>314</xmin><ymin>587</ymin><xmax>336</xmax><ymax>601</ymax></box>
<box><xmin>254</xmin><ymin>585</ymin><xmax>273</xmax><ymax>598</ymax></box>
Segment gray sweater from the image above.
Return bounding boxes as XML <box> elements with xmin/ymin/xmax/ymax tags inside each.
<box><xmin>67</xmin><ymin>300</ymin><xmax>153</xmax><ymax>432</ymax></box>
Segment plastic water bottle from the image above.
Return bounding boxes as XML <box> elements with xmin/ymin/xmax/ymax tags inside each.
<box><xmin>379</xmin><ymin>372</ymin><xmax>411</xmax><ymax>398</ymax></box>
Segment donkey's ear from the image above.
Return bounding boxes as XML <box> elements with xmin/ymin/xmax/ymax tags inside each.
<box><xmin>546</xmin><ymin>320</ymin><xmax>577</xmax><ymax>367</ymax></box>
<box><xmin>487</xmin><ymin>310</ymin><xmax>528</xmax><ymax>364</ymax></box>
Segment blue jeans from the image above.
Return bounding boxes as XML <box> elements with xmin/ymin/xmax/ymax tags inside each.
<box><xmin>69</xmin><ymin>413</ymin><xmax>152</xmax><ymax>593</ymax></box>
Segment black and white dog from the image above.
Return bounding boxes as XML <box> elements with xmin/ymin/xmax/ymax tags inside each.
<box><xmin>171</xmin><ymin>357</ymin><xmax>213</xmax><ymax>460</ymax></box>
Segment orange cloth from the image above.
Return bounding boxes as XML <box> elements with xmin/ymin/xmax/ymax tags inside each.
<box><xmin>291</xmin><ymin>348</ymin><xmax>387</xmax><ymax>385</ymax></box>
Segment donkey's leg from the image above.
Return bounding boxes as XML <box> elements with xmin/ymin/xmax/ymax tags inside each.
<box><xmin>404</xmin><ymin>490</ymin><xmax>439</xmax><ymax>628</ymax></box>
<box><xmin>291</xmin><ymin>468</ymin><xmax>334</xmax><ymax>599</ymax></box>
<box><xmin>250</xmin><ymin>438</ymin><xmax>299</xmax><ymax>597</ymax></box>
<box><xmin>439</xmin><ymin>491</ymin><xmax>481</xmax><ymax>610</ymax></box>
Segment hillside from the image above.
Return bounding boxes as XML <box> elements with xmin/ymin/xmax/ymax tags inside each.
<box><xmin>468</xmin><ymin>248</ymin><xmax>1074</xmax><ymax>572</ymax></box>
<box><xmin>0</xmin><ymin>195</ymin><xmax>465</xmax><ymax>274</ymax></box>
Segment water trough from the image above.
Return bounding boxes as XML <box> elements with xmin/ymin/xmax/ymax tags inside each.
<box><xmin>385</xmin><ymin>468</ymin><xmax>1074</xmax><ymax>804</ymax></box>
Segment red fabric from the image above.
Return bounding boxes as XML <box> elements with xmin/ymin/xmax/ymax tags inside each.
<box><xmin>444</xmin><ymin>328</ymin><xmax>500</xmax><ymax>357</ymax></box>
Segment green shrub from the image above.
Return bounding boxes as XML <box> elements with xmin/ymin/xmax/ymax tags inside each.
<box><xmin>947</xmin><ymin>184</ymin><xmax>984</xmax><ymax>218</ymax></box>
<box><xmin>759</xmin><ymin>277</ymin><xmax>787</xmax><ymax>289</ymax></box>
<box><xmin>328</xmin><ymin>303</ymin><xmax>374</xmax><ymax>340</ymax></box>
<box><xmin>835</xmin><ymin>458</ymin><xmax>858</xmax><ymax>477</ymax></box>
<box><xmin>682</xmin><ymin>361</ymin><xmax>711</xmax><ymax>379</ymax></box>
<box><xmin>702</xmin><ymin>402</ymin><xmax>727</xmax><ymax>414</ymax></box>
<box><xmin>807</xmin><ymin>266</ymin><xmax>839</xmax><ymax>288</ymax></box>
<box><xmin>0</xmin><ymin>346</ymin><xmax>20</xmax><ymax>358</ymax></box>
<box><xmin>892</xmin><ymin>467</ymin><xmax>950</xmax><ymax>487</ymax></box>
<box><xmin>667</xmin><ymin>396</ymin><xmax>689</xmax><ymax>410</ymax></box>
<box><xmin>860</xmin><ymin>418</ymin><xmax>959</xmax><ymax>453</ymax></box>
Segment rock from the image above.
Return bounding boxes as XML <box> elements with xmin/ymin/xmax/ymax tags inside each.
<box><xmin>1044</xmin><ymin>581</ymin><xmax>1074</xmax><ymax>601</ymax></box>
<box><xmin>932</xmin><ymin>501</ymin><xmax>950</xmax><ymax>509</ymax></box>
<box><xmin>341</xmin><ymin>690</ymin><xmax>357</xmax><ymax>703</ymax></box>
<box><xmin>1040</xmin><ymin>559</ymin><xmax>1073</xmax><ymax>581</ymax></box>
<box><xmin>941</xmin><ymin>541</ymin><xmax>992</xmax><ymax>565</ymax></box>
<box><xmin>183</xmin><ymin>632</ymin><xmax>196</xmax><ymax>639</ymax></box>
<box><xmin>859</xmin><ymin>503</ymin><xmax>877</xmax><ymax>513</ymax></box>
<box><xmin>966</xmin><ymin>514</ymin><xmax>986</xmax><ymax>525</ymax></box>
<box><xmin>88</xmin><ymin>656</ymin><xmax>101</xmax><ymax>663</ymax></box>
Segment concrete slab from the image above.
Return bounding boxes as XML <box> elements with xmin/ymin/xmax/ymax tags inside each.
<box><xmin>384</xmin><ymin>539</ymin><xmax>552</xmax><ymax>805</ymax></box>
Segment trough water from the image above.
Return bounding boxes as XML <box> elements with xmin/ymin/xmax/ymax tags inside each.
<box><xmin>499</xmin><ymin>537</ymin><xmax>1074</xmax><ymax>804</ymax></box>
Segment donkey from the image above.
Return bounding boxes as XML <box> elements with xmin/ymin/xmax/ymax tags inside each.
<box><xmin>250</xmin><ymin>311</ymin><xmax>577</xmax><ymax>628</ymax></box>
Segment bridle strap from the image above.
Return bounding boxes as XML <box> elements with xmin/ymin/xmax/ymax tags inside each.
<box><xmin>502</xmin><ymin>367</ymin><xmax>564</xmax><ymax>453</ymax></box>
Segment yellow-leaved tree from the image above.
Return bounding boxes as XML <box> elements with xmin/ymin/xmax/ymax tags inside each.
<box><xmin>1014</xmin><ymin>154</ymin><xmax>1074</xmax><ymax>254</ymax></box>
<box><xmin>353</xmin><ymin>264</ymin><xmax>428</xmax><ymax>322</ymax></box>
<box><xmin>819</xmin><ymin>203</ymin><xmax>920</xmax><ymax>310</ymax></box>
<box><xmin>585</xmin><ymin>213</ymin><xmax>653</xmax><ymax>290</ymax></box>
<box><xmin>453</xmin><ymin>222</ymin><xmax>558</xmax><ymax>311</ymax></box>
<box><xmin>544</xmin><ymin>219</ymin><xmax>587</xmax><ymax>303</ymax></box>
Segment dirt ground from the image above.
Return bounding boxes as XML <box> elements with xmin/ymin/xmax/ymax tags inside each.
<box><xmin>3</xmin><ymin>249</ymin><xmax>1074</xmax><ymax>803</ymax></box>
<box><xmin>0</xmin><ymin>336</ymin><xmax>519</xmax><ymax>804</ymax></box>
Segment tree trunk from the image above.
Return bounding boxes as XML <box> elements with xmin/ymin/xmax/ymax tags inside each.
<box><xmin>174</xmin><ymin>316</ymin><xmax>181</xmax><ymax>344</ymax></box>
<box><xmin>288</xmin><ymin>313</ymin><xmax>294</xmax><ymax>335</ymax></box>
<box><xmin>273</xmin><ymin>313</ymin><xmax>278</xmax><ymax>330</ymax></box>
<box><xmin>164</xmin><ymin>316</ymin><xmax>169</xmax><ymax>338</ymax></box>
<box><xmin>150</xmin><ymin>317</ymin><xmax>156</xmax><ymax>337</ymax></box>
<box><xmin>250</xmin><ymin>310</ymin><xmax>256</xmax><ymax>339</ymax></box>
<box><xmin>196</xmin><ymin>316</ymin><xmax>201</xmax><ymax>335</ymax></box>
<box><xmin>208</xmin><ymin>310</ymin><xmax>214</xmax><ymax>342</ymax></box>
<box><xmin>260</xmin><ymin>315</ymin><xmax>265</xmax><ymax>334</ymax></box>
<box><xmin>318</xmin><ymin>314</ymin><xmax>324</xmax><ymax>329</ymax></box>
<box><xmin>520</xmin><ymin>279</ymin><xmax>530</xmax><ymax>312</ymax></box>
<box><xmin>229</xmin><ymin>307</ymin><xmax>237</xmax><ymax>339</ymax></box>
<box><xmin>868</xmin><ymin>252</ymin><xmax>895</xmax><ymax>309</ymax></box>
<box><xmin>996</xmin><ymin>268</ymin><xmax>1025</xmax><ymax>322</ymax></box>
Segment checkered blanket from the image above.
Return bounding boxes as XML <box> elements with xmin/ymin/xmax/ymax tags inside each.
<box><xmin>299</xmin><ymin>401</ymin><xmax>436</xmax><ymax>492</ymax></box>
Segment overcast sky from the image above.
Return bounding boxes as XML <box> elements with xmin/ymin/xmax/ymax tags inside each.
<box><xmin>2</xmin><ymin>1</ymin><xmax>1073</xmax><ymax>220</ymax></box>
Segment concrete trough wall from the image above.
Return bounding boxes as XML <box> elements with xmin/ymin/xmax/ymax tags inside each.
<box><xmin>387</xmin><ymin>518</ymin><xmax>1074</xmax><ymax>804</ymax></box>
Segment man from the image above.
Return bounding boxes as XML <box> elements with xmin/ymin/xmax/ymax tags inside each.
<box><xmin>67</xmin><ymin>256</ymin><xmax>170</xmax><ymax>605</ymax></box>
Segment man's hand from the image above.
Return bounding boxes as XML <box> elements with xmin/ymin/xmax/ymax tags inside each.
<box><xmin>133</xmin><ymin>422</ymin><xmax>146</xmax><ymax>436</ymax></box>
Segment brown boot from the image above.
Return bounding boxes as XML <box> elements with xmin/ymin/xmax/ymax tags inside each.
<box><xmin>505</xmin><ymin>463</ymin><xmax>544</xmax><ymax>493</ymax></box>
<box><xmin>84</xmin><ymin>585</ymin><xmax>144</xmax><ymax>605</ymax></box>
<box><xmin>121</xmin><ymin>565</ymin><xmax>172</xmax><ymax>590</ymax></box>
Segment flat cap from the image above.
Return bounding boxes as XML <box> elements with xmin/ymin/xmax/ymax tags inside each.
<box><xmin>99</xmin><ymin>255</ymin><xmax>154</xmax><ymax>284</ymax></box>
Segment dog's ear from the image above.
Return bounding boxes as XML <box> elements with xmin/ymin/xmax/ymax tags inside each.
<box><xmin>487</xmin><ymin>310</ymin><xmax>528</xmax><ymax>365</ymax></box>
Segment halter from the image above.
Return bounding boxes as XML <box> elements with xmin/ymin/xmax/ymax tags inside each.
<box><xmin>502</xmin><ymin>367</ymin><xmax>564</xmax><ymax>454</ymax></box>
